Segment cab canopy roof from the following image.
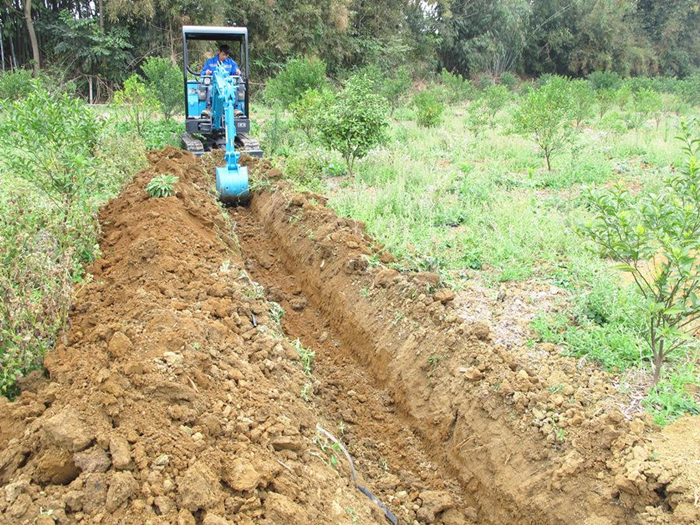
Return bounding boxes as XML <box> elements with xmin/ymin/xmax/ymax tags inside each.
<box><xmin>182</xmin><ymin>26</ymin><xmax>248</xmax><ymax>41</ymax></box>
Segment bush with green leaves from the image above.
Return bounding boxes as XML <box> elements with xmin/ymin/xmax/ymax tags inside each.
<box><xmin>264</xmin><ymin>56</ymin><xmax>327</xmax><ymax>108</ymax></box>
<box><xmin>141</xmin><ymin>57</ymin><xmax>182</xmax><ymax>121</ymax></box>
<box><xmin>596</xmin><ymin>88</ymin><xmax>618</xmax><ymax>119</ymax></box>
<box><xmin>629</xmin><ymin>88</ymin><xmax>663</xmax><ymax>130</ymax></box>
<box><xmin>586</xmin><ymin>70</ymin><xmax>622</xmax><ymax>91</ymax></box>
<box><xmin>381</xmin><ymin>66</ymin><xmax>412</xmax><ymax>116</ymax></box>
<box><xmin>289</xmin><ymin>87</ymin><xmax>335</xmax><ymax>142</ymax></box>
<box><xmin>0</xmin><ymin>88</ymin><xmax>145</xmax><ymax>397</ymax></box>
<box><xmin>482</xmin><ymin>85</ymin><xmax>512</xmax><ymax>126</ymax></box>
<box><xmin>319</xmin><ymin>74</ymin><xmax>389</xmax><ymax>177</ymax></box>
<box><xmin>511</xmin><ymin>76</ymin><xmax>575</xmax><ymax>171</ymax></box>
<box><xmin>413</xmin><ymin>88</ymin><xmax>445</xmax><ymax>128</ymax></box>
<box><xmin>146</xmin><ymin>174</ymin><xmax>179</xmax><ymax>198</ymax></box>
<box><xmin>579</xmin><ymin>127</ymin><xmax>699</xmax><ymax>386</ymax></box>
<box><xmin>466</xmin><ymin>99</ymin><xmax>490</xmax><ymax>138</ymax></box>
<box><xmin>569</xmin><ymin>79</ymin><xmax>596</xmax><ymax>127</ymax></box>
<box><xmin>498</xmin><ymin>72</ymin><xmax>519</xmax><ymax>91</ymax></box>
<box><xmin>0</xmin><ymin>69</ymin><xmax>44</xmax><ymax>101</ymax></box>
<box><xmin>439</xmin><ymin>69</ymin><xmax>474</xmax><ymax>103</ymax></box>
<box><xmin>114</xmin><ymin>74</ymin><xmax>159</xmax><ymax>137</ymax></box>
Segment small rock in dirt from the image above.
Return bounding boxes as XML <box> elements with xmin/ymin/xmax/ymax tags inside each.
<box><xmin>74</xmin><ymin>446</ymin><xmax>111</xmax><ymax>473</ymax></box>
<box><xmin>153</xmin><ymin>454</ymin><xmax>170</xmax><ymax>468</ymax></box>
<box><xmin>375</xmin><ymin>268</ymin><xmax>399</xmax><ymax>288</ymax></box>
<box><xmin>109</xmin><ymin>436</ymin><xmax>133</xmax><ymax>470</ymax></box>
<box><xmin>419</xmin><ymin>490</ymin><xmax>454</xmax><ymax>516</ymax></box>
<box><xmin>62</xmin><ymin>490</ymin><xmax>85</xmax><ymax>512</ymax></box>
<box><xmin>178</xmin><ymin>461</ymin><xmax>222</xmax><ymax>511</ymax></box>
<box><xmin>105</xmin><ymin>471</ymin><xmax>138</xmax><ymax>512</ymax></box>
<box><xmin>154</xmin><ymin>495</ymin><xmax>176</xmax><ymax>515</ymax></box>
<box><xmin>271</xmin><ymin>435</ymin><xmax>304</xmax><ymax>452</ymax></box>
<box><xmin>177</xmin><ymin>509</ymin><xmax>197</xmax><ymax>525</ymax></box>
<box><xmin>290</xmin><ymin>297</ymin><xmax>307</xmax><ymax>311</ymax></box>
<box><xmin>35</xmin><ymin>516</ymin><xmax>54</xmax><ymax>525</ymax></box>
<box><xmin>4</xmin><ymin>478</ymin><xmax>29</xmax><ymax>504</ymax></box>
<box><xmin>35</xmin><ymin>449</ymin><xmax>80</xmax><ymax>485</ymax></box>
<box><xmin>222</xmin><ymin>458</ymin><xmax>261</xmax><ymax>492</ymax></box>
<box><xmin>469</xmin><ymin>322</ymin><xmax>491</xmax><ymax>341</ymax></box>
<box><xmin>380</xmin><ymin>251</ymin><xmax>394</xmax><ymax>264</ymax></box>
<box><xmin>463</xmin><ymin>367</ymin><xmax>483</xmax><ymax>381</ymax></box>
<box><xmin>108</xmin><ymin>332</ymin><xmax>133</xmax><ymax>358</ymax></box>
<box><xmin>163</xmin><ymin>351</ymin><xmax>184</xmax><ymax>367</ymax></box>
<box><xmin>264</xmin><ymin>492</ymin><xmax>306</xmax><ymax>524</ymax></box>
<box><xmin>318</xmin><ymin>331</ymin><xmax>329</xmax><ymax>343</ymax></box>
<box><xmin>42</xmin><ymin>405</ymin><xmax>93</xmax><ymax>452</ymax></box>
<box><xmin>434</xmin><ymin>289</ymin><xmax>455</xmax><ymax>304</ymax></box>
<box><xmin>415</xmin><ymin>272</ymin><xmax>441</xmax><ymax>288</ymax></box>
<box><xmin>203</xmin><ymin>514</ymin><xmax>232</xmax><ymax>525</ymax></box>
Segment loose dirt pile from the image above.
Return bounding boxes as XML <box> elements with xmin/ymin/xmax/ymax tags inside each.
<box><xmin>1</xmin><ymin>148</ymin><xmax>698</xmax><ymax>525</ymax></box>
<box><xmin>0</xmin><ymin>148</ymin><xmax>384</xmax><ymax>524</ymax></box>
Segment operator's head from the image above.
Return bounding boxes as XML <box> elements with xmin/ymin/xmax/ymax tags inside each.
<box><xmin>218</xmin><ymin>45</ymin><xmax>231</xmax><ymax>62</ymax></box>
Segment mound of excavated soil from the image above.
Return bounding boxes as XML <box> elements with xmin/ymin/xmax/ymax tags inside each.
<box><xmin>235</xmin><ymin>160</ymin><xmax>699</xmax><ymax>525</ymax></box>
<box><xmin>1</xmin><ymin>148</ymin><xmax>698</xmax><ymax>525</ymax></box>
<box><xmin>0</xmin><ymin>148</ymin><xmax>383</xmax><ymax>524</ymax></box>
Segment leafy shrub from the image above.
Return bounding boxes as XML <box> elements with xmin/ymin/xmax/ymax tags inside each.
<box><xmin>413</xmin><ymin>88</ymin><xmax>445</xmax><ymax>127</ymax></box>
<box><xmin>320</xmin><ymin>74</ymin><xmax>389</xmax><ymax>177</ymax></box>
<box><xmin>0</xmin><ymin>69</ymin><xmax>43</xmax><ymax>100</ymax></box>
<box><xmin>146</xmin><ymin>174</ymin><xmax>178</xmax><ymax>197</ymax></box>
<box><xmin>482</xmin><ymin>85</ymin><xmax>511</xmax><ymax>126</ymax></box>
<box><xmin>264</xmin><ymin>57</ymin><xmax>327</xmax><ymax>108</ymax></box>
<box><xmin>466</xmin><ymin>99</ymin><xmax>490</xmax><ymax>137</ymax></box>
<box><xmin>586</xmin><ymin>70</ymin><xmax>622</xmax><ymax>90</ymax></box>
<box><xmin>439</xmin><ymin>69</ymin><xmax>474</xmax><ymax>102</ymax></box>
<box><xmin>569</xmin><ymin>79</ymin><xmax>596</xmax><ymax>126</ymax></box>
<box><xmin>289</xmin><ymin>87</ymin><xmax>335</xmax><ymax>142</ymax></box>
<box><xmin>261</xmin><ymin>107</ymin><xmax>294</xmax><ymax>156</ymax></box>
<box><xmin>675</xmin><ymin>74</ymin><xmax>700</xmax><ymax>106</ymax></box>
<box><xmin>475</xmin><ymin>74</ymin><xmax>495</xmax><ymax>90</ymax></box>
<box><xmin>141</xmin><ymin>57</ymin><xmax>182</xmax><ymax>121</ymax></box>
<box><xmin>498</xmin><ymin>72</ymin><xmax>519</xmax><ymax>91</ymax></box>
<box><xmin>114</xmin><ymin>74</ymin><xmax>158</xmax><ymax>137</ymax></box>
<box><xmin>628</xmin><ymin>88</ymin><xmax>663</xmax><ymax>129</ymax></box>
<box><xmin>382</xmin><ymin>66</ymin><xmax>412</xmax><ymax>115</ymax></box>
<box><xmin>511</xmin><ymin>76</ymin><xmax>576</xmax><ymax>170</ymax></box>
<box><xmin>0</xmin><ymin>88</ymin><xmax>145</xmax><ymax>396</ymax></box>
<box><xmin>580</xmin><ymin>126</ymin><xmax>699</xmax><ymax>386</ymax></box>
<box><xmin>596</xmin><ymin>88</ymin><xmax>618</xmax><ymax>119</ymax></box>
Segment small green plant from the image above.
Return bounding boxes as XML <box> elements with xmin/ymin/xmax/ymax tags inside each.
<box><xmin>145</xmin><ymin>174</ymin><xmax>178</xmax><ymax>198</ymax></box>
<box><xmin>320</xmin><ymin>74</ymin><xmax>389</xmax><ymax>177</ymax></box>
<box><xmin>466</xmin><ymin>98</ymin><xmax>490</xmax><ymax>137</ymax></box>
<box><xmin>483</xmin><ymin>85</ymin><xmax>511</xmax><ymax>127</ymax></box>
<box><xmin>114</xmin><ymin>74</ymin><xmax>158</xmax><ymax>137</ymax></box>
<box><xmin>413</xmin><ymin>88</ymin><xmax>445</xmax><ymax>127</ymax></box>
<box><xmin>511</xmin><ymin>76</ymin><xmax>576</xmax><ymax>171</ymax></box>
<box><xmin>141</xmin><ymin>57</ymin><xmax>181</xmax><ymax>121</ymax></box>
<box><xmin>295</xmin><ymin>338</ymin><xmax>316</xmax><ymax>376</ymax></box>
<box><xmin>596</xmin><ymin>88</ymin><xmax>618</xmax><ymax>119</ymax></box>
<box><xmin>498</xmin><ymin>72</ymin><xmax>519</xmax><ymax>91</ymax></box>
<box><xmin>265</xmin><ymin>56</ymin><xmax>328</xmax><ymax>108</ymax></box>
<box><xmin>569</xmin><ymin>79</ymin><xmax>596</xmax><ymax>127</ymax></box>
<box><xmin>439</xmin><ymin>69</ymin><xmax>474</xmax><ymax>103</ymax></box>
<box><xmin>580</xmin><ymin>126</ymin><xmax>699</xmax><ymax>386</ymax></box>
<box><xmin>289</xmin><ymin>87</ymin><xmax>335</xmax><ymax>142</ymax></box>
<box><xmin>300</xmin><ymin>383</ymin><xmax>313</xmax><ymax>402</ymax></box>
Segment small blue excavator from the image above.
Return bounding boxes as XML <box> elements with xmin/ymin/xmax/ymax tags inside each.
<box><xmin>181</xmin><ymin>26</ymin><xmax>262</xmax><ymax>203</ymax></box>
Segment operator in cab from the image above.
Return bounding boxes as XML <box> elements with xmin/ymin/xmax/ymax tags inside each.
<box><xmin>201</xmin><ymin>44</ymin><xmax>241</xmax><ymax>77</ymax></box>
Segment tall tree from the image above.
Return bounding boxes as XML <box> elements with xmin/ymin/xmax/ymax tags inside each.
<box><xmin>23</xmin><ymin>0</ymin><xmax>40</xmax><ymax>75</ymax></box>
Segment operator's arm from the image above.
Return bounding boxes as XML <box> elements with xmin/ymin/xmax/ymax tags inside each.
<box><xmin>229</xmin><ymin>58</ymin><xmax>241</xmax><ymax>76</ymax></box>
<box><xmin>200</xmin><ymin>57</ymin><xmax>214</xmax><ymax>77</ymax></box>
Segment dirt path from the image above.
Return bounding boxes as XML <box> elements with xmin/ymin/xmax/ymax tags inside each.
<box><xmin>233</xmin><ymin>206</ymin><xmax>477</xmax><ymax>524</ymax></box>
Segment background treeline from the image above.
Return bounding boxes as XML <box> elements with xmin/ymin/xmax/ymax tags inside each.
<box><xmin>2</xmin><ymin>0</ymin><xmax>698</xmax><ymax>100</ymax></box>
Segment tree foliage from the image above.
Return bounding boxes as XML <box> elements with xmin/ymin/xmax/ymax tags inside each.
<box><xmin>319</xmin><ymin>75</ymin><xmax>388</xmax><ymax>177</ymax></box>
<box><xmin>141</xmin><ymin>57</ymin><xmax>182</xmax><ymax>121</ymax></box>
<box><xmin>511</xmin><ymin>76</ymin><xmax>576</xmax><ymax>170</ymax></box>
<box><xmin>580</xmin><ymin>126</ymin><xmax>700</xmax><ymax>385</ymax></box>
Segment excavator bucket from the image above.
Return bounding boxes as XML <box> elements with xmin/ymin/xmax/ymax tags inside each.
<box><xmin>216</xmin><ymin>163</ymin><xmax>249</xmax><ymax>204</ymax></box>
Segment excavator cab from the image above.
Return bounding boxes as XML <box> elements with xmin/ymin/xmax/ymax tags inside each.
<box><xmin>181</xmin><ymin>25</ymin><xmax>262</xmax><ymax>203</ymax></box>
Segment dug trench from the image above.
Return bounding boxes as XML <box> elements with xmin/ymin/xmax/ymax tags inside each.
<box><xmin>0</xmin><ymin>148</ymin><xmax>697</xmax><ymax>524</ymax></box>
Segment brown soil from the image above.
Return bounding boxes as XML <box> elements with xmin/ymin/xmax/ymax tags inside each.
<box><xmin>0</xmin><ymin>149</ymin><xmax>698</xmax><ymax>525</ymax></box>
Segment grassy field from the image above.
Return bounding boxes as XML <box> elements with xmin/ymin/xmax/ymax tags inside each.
<box><xmin>257</xmin><ymin>84</ymin><xmax>699</xmax><ymax>425</ymax></box>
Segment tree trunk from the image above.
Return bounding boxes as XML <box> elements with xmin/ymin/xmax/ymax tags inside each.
<box><xmin>23</xmin><ymin>0</ymin><xmax>40</xmax><ymax>76</ymax></box>
<box><xmin>545</xmin><ymin>149</ymin><xmax>552</xmax><ymax>171</ymax></box>
<box><xmin>98</xmin><ymin>0</ymin><xmax>104</xmax><ymax>31</ymax></box>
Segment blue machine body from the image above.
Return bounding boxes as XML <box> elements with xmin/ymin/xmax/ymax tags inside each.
<box><xmin>209</xmin><ymin>64</ymin><xmax>249</xmax><ymax>203</ymax></box>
